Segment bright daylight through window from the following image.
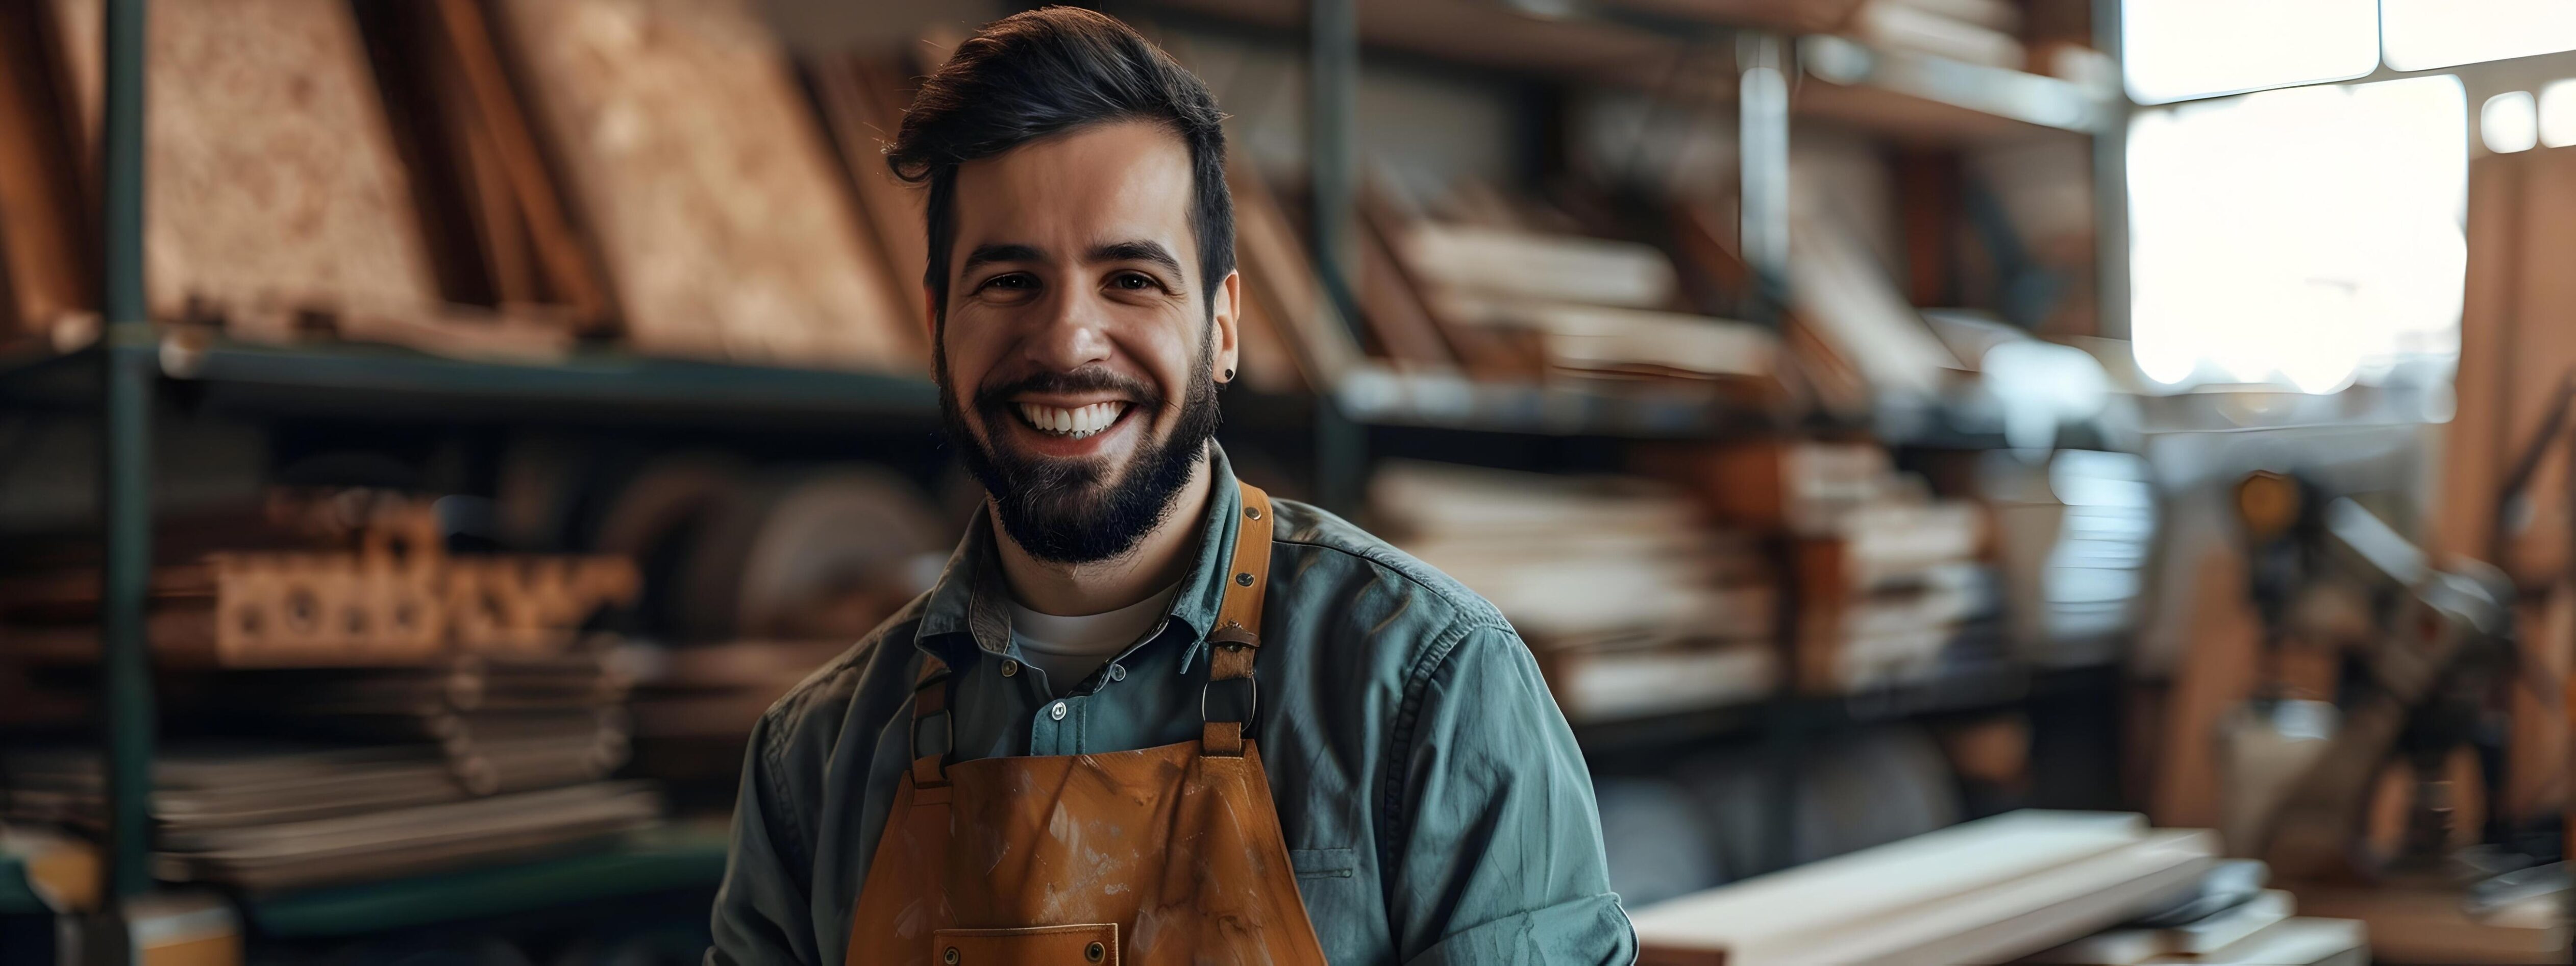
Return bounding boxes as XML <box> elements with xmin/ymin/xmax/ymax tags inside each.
<box><xmin>2127</xmin><ymin>76</ymin><xmax>2466</xmax><ymax>393</ymax></box>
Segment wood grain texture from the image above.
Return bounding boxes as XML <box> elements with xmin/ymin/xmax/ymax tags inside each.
<box><xmin>0</xmin><ymin>0</ymin><xmax>90</xmax><ymax>335</ymax></box>
<box><xmin>490</xmin><ymin>0</ymin><xmax>913</xmax><ymax>368</ymax></box>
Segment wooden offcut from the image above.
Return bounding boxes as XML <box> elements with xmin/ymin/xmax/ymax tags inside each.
<box><xmin>489</xmin><ymin>0</ymin><xmax>917</xmax><ymax>369</ymax></box>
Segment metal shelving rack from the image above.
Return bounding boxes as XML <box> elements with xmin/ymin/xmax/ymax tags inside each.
<box><xmin>36</xmin><ymin>0</ymin><xmax>2139</xmax><ymax>953</ymax></box>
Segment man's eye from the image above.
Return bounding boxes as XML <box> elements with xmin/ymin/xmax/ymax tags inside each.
<box><xmin>1112</xmin><ymin>273</ymin><xmax>1157</xmax><ymax>290</ymax></box>
<box><xmin>979</xmin><ymin>274</ymin><xmax>1035</xmax><ymax>294</ymax></box>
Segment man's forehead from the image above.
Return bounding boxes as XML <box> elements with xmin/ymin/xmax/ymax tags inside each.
<box><xmin>948</xmin><ymin>120</ymin><xmax>1196</xmax><ymax>265</ymax></box>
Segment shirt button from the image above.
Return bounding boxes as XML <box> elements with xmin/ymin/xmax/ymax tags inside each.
<box><xmin>999</xmin><ymin>659</ymin><xmax>1019</xmax><ymax>677</ymax></box>
<box><xmin>1107</xmin><ymin>663</ymin><xmax>1126</xmax><ymax>682</ymax></box>
<box><xmin>1050</xmin><ymin>701</ymin><xmax>1068</xmax><ymax>721</ymax></box>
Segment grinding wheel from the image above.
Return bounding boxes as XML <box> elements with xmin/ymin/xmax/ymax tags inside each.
<box><xmin>677</xmin><ymin>466</ymin><xmax>945</xmax><ymax>642</ymax></box>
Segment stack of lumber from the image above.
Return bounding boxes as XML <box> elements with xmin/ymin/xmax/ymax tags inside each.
<box><xmin>1371</xmin><ymin>189</ymin><xmax>1781</xmax><ymax>403</ymax></box>
<box><xmin>617</xmin><ymin>639</ymin><xmax>853</xmax><ymax>805</ymax></box>
<box><xmin>1630</xmin><ymin>811</ymin><xmax>2219</xmax><ymax>965</ymax></box>
<box><xmin>1664</xmin><ymin>201</ymin><xmax>1962</xmax><ymax>419</ymax></box>
<box><xmin>1659</xmin><ymin>439</ymin><xmax>1996</xmax><ymax>691</ymax></box>
<box><xmin>0</xmin><ymin>490</ymin><xmax>637</xmax><ymax>668</ymax></box>
<box><xmin>0</xmin><ymin>488</ymin><xmax>659</xmax><ymax>892</ymax></box>
<box><xmin>1370</xmin><ymin>460</ymin><xmax>1777</xmax><ymax>722</ymax></box>
<box><xmin>1</xmin><ymin>741</ymin><xmax>658</xmax><ymax>893</ymax></box>
<box><xmin>2018</xmin><ymin>892</ymin><xmax>2366</xmax><ymax>965</ymax></box>
<box><xmin>0</xmin><ymin>0</ymin><xmax>926</xmax><ymax>370</ymax></box>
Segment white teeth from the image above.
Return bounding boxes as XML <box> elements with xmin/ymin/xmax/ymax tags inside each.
<box><xmin>1017</xmin><ymin>401</ymin><xmax>1127</xmax><ymax>438</ymax></box>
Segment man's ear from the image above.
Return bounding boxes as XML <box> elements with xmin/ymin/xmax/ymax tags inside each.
<box><xmin>1212</xmin><ymin>270</ymin><xmax>1242</xmax><ymax>383</ymax></box>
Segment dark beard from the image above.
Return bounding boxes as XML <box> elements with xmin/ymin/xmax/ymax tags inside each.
<box><xmin>937</xmin><ymin>336</ymin><xmax>1222</xmax><ymax>564</ymax></box>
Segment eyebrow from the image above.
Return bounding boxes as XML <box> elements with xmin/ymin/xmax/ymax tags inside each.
<box><xmin>1092</xmin><ymin>240</ymin><xmax>1183</xmax><ymax>276</ymax></box>
<box><xmin>960</xmin><ymin>243</ymin><xmax>1043</xmax><ymax>274</ymax></box>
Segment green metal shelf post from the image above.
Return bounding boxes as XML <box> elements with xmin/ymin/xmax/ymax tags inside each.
<box><xmin>98</xmin><ymin>0</ymin><xmax>158</xmax><ymax>925</ymax></box>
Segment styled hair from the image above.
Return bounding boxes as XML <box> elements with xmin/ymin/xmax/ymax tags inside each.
<box><xmin>886</xmin><ymin>7</ymin><xmax>1234</xmax><ymax>324</ymax></box>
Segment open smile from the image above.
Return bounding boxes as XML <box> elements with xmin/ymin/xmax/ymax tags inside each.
<box><xmin>1014</xmin><ymin>400</ymin><xmax>1134</xmax><ymax>439</ymax></box>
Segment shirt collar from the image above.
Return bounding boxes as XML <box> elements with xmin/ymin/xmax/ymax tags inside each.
<box><xmin>913</xmin><ymin>444</ymin><xmax>1245</xmax><ymax>676</ymax></box>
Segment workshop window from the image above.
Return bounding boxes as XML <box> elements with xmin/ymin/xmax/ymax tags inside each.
<box><xmin>2126</xmin><ymin>75</ymin><xmax>2467</xmax><ymax>393</ymax></box>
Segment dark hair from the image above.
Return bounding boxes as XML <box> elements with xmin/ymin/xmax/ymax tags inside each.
<box><xmin>887</xmin><ymin>7</ymin><xmax>1233</xmax><ymax>324</ymax></box>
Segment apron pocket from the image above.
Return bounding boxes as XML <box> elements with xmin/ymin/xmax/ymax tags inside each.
<box><xmin>1290</xmin><ymin>847</ymin><xmax>1356</xmax><ymax>879</ymax></box>
<box><xmin>932</xmin><ymin>923</ymin><xmax>1118</xmax><ymax>965</ymax></box>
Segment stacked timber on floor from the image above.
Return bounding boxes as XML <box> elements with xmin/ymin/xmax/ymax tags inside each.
<box><xmin>1631</xmin><ymin>810</ymin><xmax>2364</xmax><ymax>966</ymax></box>
<box><xmin>1370</xmin><ymin>460</ymin><xmax>1777</xmax><ymax>723</ymax></box>
<box><xmin>0</xmin><ymin>489</ymin><xmax>659</xmax><ymax>892</ymax></box>
<box><xmin>1661</xmin><ymin>439</ymin><xmax>1997</xmax><ymax>691</ymax></box>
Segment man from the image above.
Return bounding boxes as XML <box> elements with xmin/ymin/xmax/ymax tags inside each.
<box><xmin>708</xmin><ymin>8</ymin><xmax>1633</xmax><ymax>964</ymax></box>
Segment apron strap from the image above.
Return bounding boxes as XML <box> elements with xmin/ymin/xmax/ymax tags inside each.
<box><xmin>908</xmin><ymin>654</ymin><xmax>953</xmax><ymax>786</ymax></box>
<box><xmin>1202</xmin><ymin>482</ymin><xmax>1274</xmax><ymax>757</ymax></box>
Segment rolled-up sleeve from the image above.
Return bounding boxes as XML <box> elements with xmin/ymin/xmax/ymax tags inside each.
<box><xmin>708</xmin><ymin>711</ymin><xmax>821</xmax><ymax>966</ymax></box>
<box><xmin>1384</xmin><ymin>623</ymin><xmax>1638</xmax><ymax>965</ymax></box>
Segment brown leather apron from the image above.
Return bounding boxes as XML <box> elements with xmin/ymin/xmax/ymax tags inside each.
<box><xmin>847</xmin><ymin>483</ymin><xmax>1330</xmax><ymax>965</ymax></box>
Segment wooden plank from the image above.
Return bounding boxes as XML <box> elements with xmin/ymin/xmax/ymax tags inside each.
<box><xmin>811</xmin><ymin>56</ymin><xmax>930</xmax><ymax>336</ymax></box>
<box><xmin>1634</xmin><ymin>811</ymin><xmax>2146</xmax><ymax>946</ymax></box>
<box><xmin>1771</xmin><ymin>830</ymin><xmax>2211</xmax><ymax>966</ymax></box>
<box><xmin>49</xmin><ymin>0</ymin><xmax>442</xmax><ymax>323</ymax></box>
<box><xmin>489</xmin><ymin>0</ymin><xmax>914</xmax><ymax>369</ymax></box>
<box><xmin>2017</xmin><ymin>888</ymin><xmax>2293</xmax><ymax>964</ymax></box>
<box><xmin>426</xmin><ymin>0</ymin><xmax>611</xmax><ymax>327</ymax></box>
<box><xmin>1227</xmin><ymin>158</ymin><xmax>1361</xmax><ymax>386</ymax></box>
<box><xmin>0</xmin><ymin>0</ymin><xmax>91</xmax><ymax>337</ymax></box>
<box><xmin>1786</xmin><ymin>205</ymin><xmax>1962</xmax><ymax>399</ymax></box>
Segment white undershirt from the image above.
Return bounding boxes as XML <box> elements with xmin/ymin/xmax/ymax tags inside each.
<box><xmin>1008</xmin><ymin>583</ymin><xmax>1180</xmax><ymax>690</ymax></box>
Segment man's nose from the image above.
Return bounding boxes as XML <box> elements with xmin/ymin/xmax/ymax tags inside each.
<box><xmin>1026</xmin><ymin>288</ymin><xmax>1116</xmax><ymax>372</ymax></box>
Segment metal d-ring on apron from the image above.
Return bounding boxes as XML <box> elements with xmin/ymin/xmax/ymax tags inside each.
<box><xmin>846</xmin><ymin>482</ymin><xmax>1329</xmax><ymax>965</ymax></box>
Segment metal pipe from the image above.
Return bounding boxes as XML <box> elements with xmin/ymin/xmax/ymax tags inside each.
<box><xmin>1737</xmin><ymin>31</ymin><xmax>1790</xmax><ymax>325</ymax></box>
<box><xmin>101</xmin><ymin>0</ymin><xmax>158</xmax><ymax>905</ymax></box>
<box><xmin>1307</xmin><ymin>0</ymin><xmax>1365</xmax><ymax>517</ymax></box>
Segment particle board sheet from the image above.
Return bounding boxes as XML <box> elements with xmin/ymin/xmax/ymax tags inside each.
<box><xmin>490</xmin><ymin>0</ymin><xmax>914</xmax><ymax>369</ymax></box>
<box><xmin>1632</xmin><ymin>811</ymin><xmax>2216</xmax><ymax>966</ymax></box>
<box><xmin>49</xmin><ymin>0</ymin><xmax>441</xmax><ymax>322</ymax></box>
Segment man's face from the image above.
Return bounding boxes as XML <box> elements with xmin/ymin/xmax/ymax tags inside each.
<box><xmin>933</xmin><ymin>120</ymin><xmax>1240</xmax><ymax>564</ymax></box>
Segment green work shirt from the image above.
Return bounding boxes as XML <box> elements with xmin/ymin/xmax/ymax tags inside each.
<box><xmin>706</xmin><ymin>448</ymin><xmax>1637</xmax><ymax>964</ymax></box>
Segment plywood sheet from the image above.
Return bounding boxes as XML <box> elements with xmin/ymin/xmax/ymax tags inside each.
<box><xmin>491</xmin><ymin>0</ymin><xmax>915</xmax><ymax>369</ymax></box>
<box><xmin>47</xmin><ymin>0</ymin><xmax>441</xmax><ymax>321</ymax></box>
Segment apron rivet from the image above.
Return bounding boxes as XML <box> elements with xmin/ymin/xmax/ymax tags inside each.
<box><xmin>1086</xmin><ymin>940</ymin><xmax>1107</xmax><ymax>961</ymax></box>
<box><xmin>1235</xmin><ymin>572</ymin><xmax>1254</xmax><ymax>586</ymax></box>
<box><xmin>943</xmin><ymin>947</ymin><xmax>960</xmax><ymax>964</ymax></box>
<box><xmin>1245</xmin><ymin>506</ymin><xmax>1261</xmax><ymax>520</ymax></box>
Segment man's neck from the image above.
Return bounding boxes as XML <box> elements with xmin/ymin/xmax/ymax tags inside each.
<box><xmin>992</xmin><ymin>454</ymin><xmax>1215</xmax><ymax>617</ymax></box>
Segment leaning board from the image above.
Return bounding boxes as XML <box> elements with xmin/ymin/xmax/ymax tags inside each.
<box><xmin>49</xmin><ymin>0</ymin><xmax>440</xmax><ymax>322</ymax></box>
<box><xmin>490</xmin><ymin>0</ymin><xmax>912</xmax><ymax>369</ymax></box>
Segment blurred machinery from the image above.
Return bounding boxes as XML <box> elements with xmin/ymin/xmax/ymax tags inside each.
<box><xmin>2217</xmin><ymin>469</ymin><xmax>2555</xmax><ymax>960</ymax></box>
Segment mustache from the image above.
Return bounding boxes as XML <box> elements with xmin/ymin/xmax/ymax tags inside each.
<box><xmin>972</xmin><ymin>367</ymin><xmax>1166</xmax><ymax>415</ymax></box>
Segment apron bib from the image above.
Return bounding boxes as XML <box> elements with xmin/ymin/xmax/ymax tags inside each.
<box><xmin>846</xmin><ymin>483</ymin><xmax>1330</xmax><ymax>965</ymax></box>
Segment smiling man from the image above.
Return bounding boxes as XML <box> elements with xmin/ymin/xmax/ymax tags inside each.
<box><xmin>706</xmin><ymin>9</ymin><xmax>1633</xmax><ymax>965</ymax></box>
